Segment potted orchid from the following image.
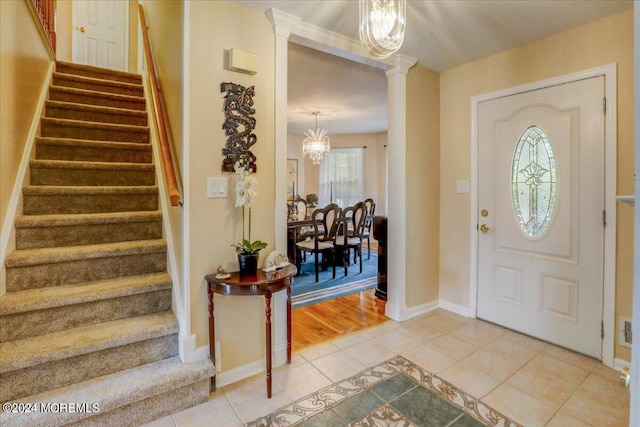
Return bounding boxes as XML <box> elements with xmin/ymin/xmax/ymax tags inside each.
<box><xmin>231</xmin><ymin>161</ymin><xmax>267</xmax><ymax>275</ymax></box>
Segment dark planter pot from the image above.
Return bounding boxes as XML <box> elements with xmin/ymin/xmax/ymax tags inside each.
<box><xmin>238</xmin><ymin>253</ymin><xmax>258</xmax><ymax>276</ymax></box>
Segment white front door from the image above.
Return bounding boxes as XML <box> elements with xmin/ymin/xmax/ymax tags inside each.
<box><xmin>72</xmin><ymin>0</ymin><xmax>128</xmax><ymax>71</ymax></box>
<box><xmin>477</xmin><ymin>77</ymin><xmax>605</xmax><ymax>359</ymax></box>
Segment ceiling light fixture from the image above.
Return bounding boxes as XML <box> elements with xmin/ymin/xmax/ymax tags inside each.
<box><xmin>359</xmin><ymin>0</ymin><xmax>406</xmax><ymax>59</ymax></box>
<box><xmin>303</xmin><ymin>112</ymin><xmax>330</xmax><ymax>165</ymax></box>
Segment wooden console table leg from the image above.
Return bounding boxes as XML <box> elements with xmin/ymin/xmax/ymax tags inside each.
<box><xmin>265</xmin><ymin>291</ymin><xmax>272</xmax><ymax>398</ymax></box>
<box><xmin>208</xmin><ymin>287</ymin><xmax>216</xmax><ymax>391</ymax></box>
<box><xmin>287</xmin><ymin>285</ymin><xmax>292</xmax><ymax>363</ymax></box>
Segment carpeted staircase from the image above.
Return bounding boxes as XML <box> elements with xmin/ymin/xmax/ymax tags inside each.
<box><xmin>0</xmin><ymin>61</ymin><xmax>213</xmax><ymax>427</ymax></box>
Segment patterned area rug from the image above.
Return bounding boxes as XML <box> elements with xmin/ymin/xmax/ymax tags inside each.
<box><xmin>246</xmin><ymin>356</ymin><xmax>521</xmax><ymax>427</ymax></box>
<box><xmin>292</xmin><ymin>252</ymin><xmax>378</xmax><ymax>308</ymax></box>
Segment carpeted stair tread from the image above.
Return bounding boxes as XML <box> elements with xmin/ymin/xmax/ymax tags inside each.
<box><xmin>15</xmin><ymin>210</ymin><xmax>162</xmax><ymax>228</ymax></box>
<box><xmin>23</xmin><ymin>184</ymin><xmax>158</xmax><ymax>196</ymax></box>
<box><xmin>0</xmin><ymin>357</ymin><xmax>213</xmax><ymax>427</ymax></box>
<box><xmin>45</xmin><ymin>100</ymin><xmax>148</xmax><ymax>126</ymax></box>
<box><xmin>30</xmin><ymin>159</ymin><xmax>155</xmax><ymax>171</ymax></box>
<box><xmin>0</xmin><ymin>312</ymin><xmax>178</xmax><ymax>374</ymax></box>
<box><xmin>56</xmin><ymin>60</ymin><xmax>142</xmax><ymax>85</ymax></box>
<box><xmin>41</xmin><ymin>117</ymin><xmax>149</xmax><ymax>139</ymax></box>
<box><xmin>4</xmin><ymin>239</ymin><xmax>166</xmax><ymax>268</ymax></box>
<box><xmin>53</xmin><ymin>72</ymin><xmax>143</xmax><ymax>97</ymax></box>
<box><xmin>49</xmin><ymin>86</ymin><xmax>146</xmax><ymax>111</ymax></box>
<box><xmin>35</xmin><ymin>137</ymin><xmax>153</xmax><ymax>163</ymax></box>
<box><xmin>0</xmin><ymin>273</ymin><xmax>171</xmax><ymax>316</ymax></box>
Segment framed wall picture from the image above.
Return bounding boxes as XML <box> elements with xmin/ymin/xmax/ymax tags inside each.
<box><xmin>287</xmin><ymin>159</ymin><xmax>298</xmax><ymax>201</ymax></box>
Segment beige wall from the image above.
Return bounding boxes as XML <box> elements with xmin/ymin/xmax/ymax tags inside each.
<box><xmin>187</xmin><ymin>1</ymin><xmax>275</xmax><ymax>370</ymax></box>
<box><xmin>0</xmin><ymin>0</ymin><xmax>52</xmax><ymax>237</ymax></box>
<box><xmin>289</xmin><ymin>132</ymin><xmax>386</xmax><ymax>208</ymax></box>
<box><xmin>406</xmin><ymin>65</ymin><xmax>440</xmax><ymax>306</ymax></box>
<box><xmin>439</xmin><ymin>10</ymin><xmax>634</xmax><ymax>361</ymax></box>
<box><xmin>143</xmin><ymin>0</ymin><xmax>186</xmax><ymax>328</ymax></box>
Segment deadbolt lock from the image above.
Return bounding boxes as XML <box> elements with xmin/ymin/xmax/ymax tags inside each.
<box><xmin>480</xmin><ymin>209</ymin><xmax>489</xmax><ymax>217</ymax></box>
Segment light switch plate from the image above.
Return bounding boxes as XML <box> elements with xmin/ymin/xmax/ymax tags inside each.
<box><xmin>207</xmin><ymin>177</ymin><xmax>228</xmax><ymax>198</ymax></box>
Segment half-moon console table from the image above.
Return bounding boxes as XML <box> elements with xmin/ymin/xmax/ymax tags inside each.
<box><xmin>204</xmin><ymin>264</ymin><xmax>297</xmax><ymax>398</ymax></box>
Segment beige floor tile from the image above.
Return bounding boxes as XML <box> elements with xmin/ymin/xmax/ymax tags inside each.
<box><xmin>401</xmin><ymin>344</ymin><xmax>457</xmax><ymax>374</ymax></box>
<box><xmin>224</xmin><ymin>377</ymin><xmax>292</xmax><ymax>423</ymax></box>
<box><xmin>500</xmin><ymin>330</ymin><xmax>548</xmax><ymax>352</ymax></box>
<box><xmin>542</xmin><ymin>345</ymin><xmax>599</xmax><ymax>371</ymax></box>
<box><xmin>273</xmin><ymin>361</ymin><xmax>333</xmax><ymax>401</ymax></box>
<box><xmin>428</xmin><ymin>334</ymin><xmax>478</xmax><ymax>360</ymax></box>
<box><xmin>298</xmin><ymin>341</ymin><xmax>340</xmax><ymax>361</ymax></box>
<box><xmin>374</xmin><ymin>329</ymin><xmax>422</xmax><ymax>354</ymax></box>
<box><xmin>562</xmin><ymin>372</ymin><xmax>630</xmax><ymax>427</ymax></box>
<box><xmin>421</xmin><ymin>313</ymin><xmax>469</xmax><ymax>333</ymax></box>
<box><xmin>139</xmin><ymin>416</ymin><xmax>175</xmax><ymax>427</ymax></box>
<box><xmin>331</xmin><ymin>331</ymin><xmax>370</xmax><ymax>349</ymax></box>
<box><xmin>462</xmin><ymin>349</ymin><xmax>524</xmax><ymax>381</ymax></box>
<box><xmin>546</xmin><ymin>411</ymin><xmax>593</xmax><ymax>427</ymax></box>
<box><xmin>433</xmin><ymin>309</ymin><xmax>472</xmax><ymax>324</ymax></box>
<box><xmin>506</xmin><ymin>354</ymin><xmax>589</xmax><ymax>407</ymax></box>
<box><xmin>361</xmin><ymin>320</ymin><xmax>400</xmax><ymax>337</ymax></box>
<box><xmin>173</xmin><ymin>395</ymin><xmax>243</xmax><ymax>427</ymax></box>
<box><xmin>310</xmin><ymin>350</ymin><xmax>367</xmax><ymax>383</ymax></box>
<box><xmin>438</xmin><ymin>362</ymin><xmax>500</xmax><ymax>398</ymax></box>
<box><xmin>450</xmin><ymin>322</ymin><xmax>501</xmax><ymax>347</ymax></box>
<box><xmin>397</xmin><ymin>320</ymin><xmax>443</xmax><ymax>343</ymax></box>
<box><xmin>483</xmin><ymin>383</ymin><xmax>556</xmax><ymax>427</ymax></box>
<box><xmin>483</xmin><ymin>337</ymin><xmax>540</xmax><ymax>365</ymax></box>
<box><xmin>592</xmin><ymin>363</ymin><xmax>623</xmax><ymax>382</ymax></box>
<box><xmin>344</xmin><ymin>339</ymin><xmax>397</xmax><ymax>366</ymax></box>
<box><xmin>464</xmin><ymin>319</ymin><xmax>506</xmax><ymax>336</ymax></box>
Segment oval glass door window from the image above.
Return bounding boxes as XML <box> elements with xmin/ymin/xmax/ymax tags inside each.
<box><xmin>511</xmin><ymin>125</ymin><xmax>557</xmax><ymax>238</ymax></box>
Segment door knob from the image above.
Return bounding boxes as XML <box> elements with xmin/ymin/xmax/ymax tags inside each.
<box><xmin>79</xmin><ymin>26</ymin><xmax>85</xmax><ymax>33</ymax></box>
<box><xmin>480</xmin><ymin>224</ymin><xmax>491</xmax><ymax>233</ymax></box>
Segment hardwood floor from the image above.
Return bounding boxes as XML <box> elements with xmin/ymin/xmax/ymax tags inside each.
<box><xmin>292</xmin><ymin>289</ymin><xmax>387</xmax><ymax>352</ymax></box>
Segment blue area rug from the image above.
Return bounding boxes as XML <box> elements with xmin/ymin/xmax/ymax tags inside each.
<box><xmin>291</xmin><ymin>251</ymin><xmax>378</xmax><ymax>308</ymax></box>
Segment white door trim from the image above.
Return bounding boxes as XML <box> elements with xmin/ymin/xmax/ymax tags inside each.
<box><xmin>470</xmin><ymin>64</ymin><xmax>617</xmax><ymax>367</ymax></box>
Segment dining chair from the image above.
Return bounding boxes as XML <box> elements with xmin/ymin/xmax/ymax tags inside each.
<box><xmin>335</xmin><ymin>201</ymin><xmax>366</xmax><ymax>276</ymax></box>
<box><xmin>362</xmin><ymin>198</ymin><xmax>376</xmax><ymax>259</ymax></box>
<box><xmin>295</xmin><ymin>198</ymin><xmax>307</xmax><ymax>220</ymax></box>
<box><xmin>295</xmin><ymin>203</ymin><xmax>340</xmax><ymax>282</ymax></box>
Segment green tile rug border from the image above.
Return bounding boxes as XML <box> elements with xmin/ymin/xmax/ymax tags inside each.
<box><xmin>245</xmin><ymin>355</ymin><xmax>522</xmax><ymax>427</ymax></box>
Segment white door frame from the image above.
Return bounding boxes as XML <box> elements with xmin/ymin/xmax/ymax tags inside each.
<box><xmin>71</xmin><ymin>0</ymin><xmax>130</xmax><ymax>71</ymax></box>
<box><xmin>469</xmin><ymin>64</ymin><xmax>617</xmax><ymax>367</ymax></box>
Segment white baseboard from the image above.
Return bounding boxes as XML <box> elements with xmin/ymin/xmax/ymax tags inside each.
<box><xmin>181</xmin><ymin>336</ymin><xmax>209</xmax><ymax>363</ymax></box>
<box><xmin>215</xmin><ymin>359</ymin><xmax>266</xmax><ymax>389</ymax></box>
<box><xmin>386</xmin><ymin>299</ymin><xmax>439</xmax><ymax>322</ymax></box>
<box><xmin>614</xmin><ymin>358</ymin><xmax>631</xmax><ymax>372</ymax></box>
<box><xmin>439</xmin><ymin>300</ymin><xmax>475</xmax><ymax>318</ymax></box>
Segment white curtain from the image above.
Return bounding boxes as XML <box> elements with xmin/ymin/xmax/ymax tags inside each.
<box><xmin>319</xmin><ymin>148</ymin><xmax>364</xmax><ymax>208</ymax></box>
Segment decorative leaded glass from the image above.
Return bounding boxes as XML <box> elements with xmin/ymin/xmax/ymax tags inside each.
<box><xmin>511</xmin><ymin>125</ymin><xmax>557</xmax><ymax>238</ymax></box>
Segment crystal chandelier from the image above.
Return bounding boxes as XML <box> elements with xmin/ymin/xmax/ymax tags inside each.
<box><xmin>359</xmin><ymin>0</ymin><xmax>406</xmax><ymax>59</ymax></box>
<box><xmin>303</xmin><ymin>112</ymin><xmax>330</xmax><ymax>165</ymax></box>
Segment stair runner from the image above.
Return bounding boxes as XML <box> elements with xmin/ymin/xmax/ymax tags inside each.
<box><xmin>0</xmin><ymin>61</ymin><xmax>213</xmax><ymax>427</ymax></box>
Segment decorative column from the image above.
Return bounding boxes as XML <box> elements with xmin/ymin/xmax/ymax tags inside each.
<box><xmin>265</xmin><ymin>9</ymin><xmax>301</xmax><ymax>367</ymax></box>
<box><xmin>385</xmin><ymin>54</ymin><xmax>417</xmax><ymax>321</ymax></box>
<box><xmin>266</xmin><ymin>9</ymin><xmax>300</xmax><ymax>252</ymax></box>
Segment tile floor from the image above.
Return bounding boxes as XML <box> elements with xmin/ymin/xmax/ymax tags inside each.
<box><xmin>143</xmin><ymin>309</ymin><xmax>630</xmax><ymax>427</ymax></box>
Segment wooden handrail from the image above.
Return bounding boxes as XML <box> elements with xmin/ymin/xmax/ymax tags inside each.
<box><xmin>31</xmin><ymin>0</ymin><xmax>56</xmax><ymax>53</ymax></box>
<box><xmin>138</xmin><ymin>4</ymin><xmax>181</xmax><ymax>207</ymax></box>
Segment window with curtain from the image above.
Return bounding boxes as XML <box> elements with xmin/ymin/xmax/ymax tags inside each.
<box><xmin>319</xmin><ymin>148</ymin><xmax>364</xmax><ymax>208</ymax></box>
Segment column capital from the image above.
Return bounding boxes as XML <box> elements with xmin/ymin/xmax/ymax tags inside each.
<box><xmin>385</xmin><ymin>54</ymin><xmax>418</xmax><ymax>77</ymax></box>
<box><xmin>266</xmin><ymin>8</ymin><xmax>301</xmax><ymax>39</ymax></box>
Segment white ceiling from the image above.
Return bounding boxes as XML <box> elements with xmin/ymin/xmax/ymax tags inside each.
<box><xmin>232</xmin><ymin>0</ymin><xmax>633</xmax><ymax>135</ymax></box>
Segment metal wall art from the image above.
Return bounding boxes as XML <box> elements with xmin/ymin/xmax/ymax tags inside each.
<box><xmin>220</xmin><ymin>82</ymin><xmax>257</xmax><ymax>172</ymax></box>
